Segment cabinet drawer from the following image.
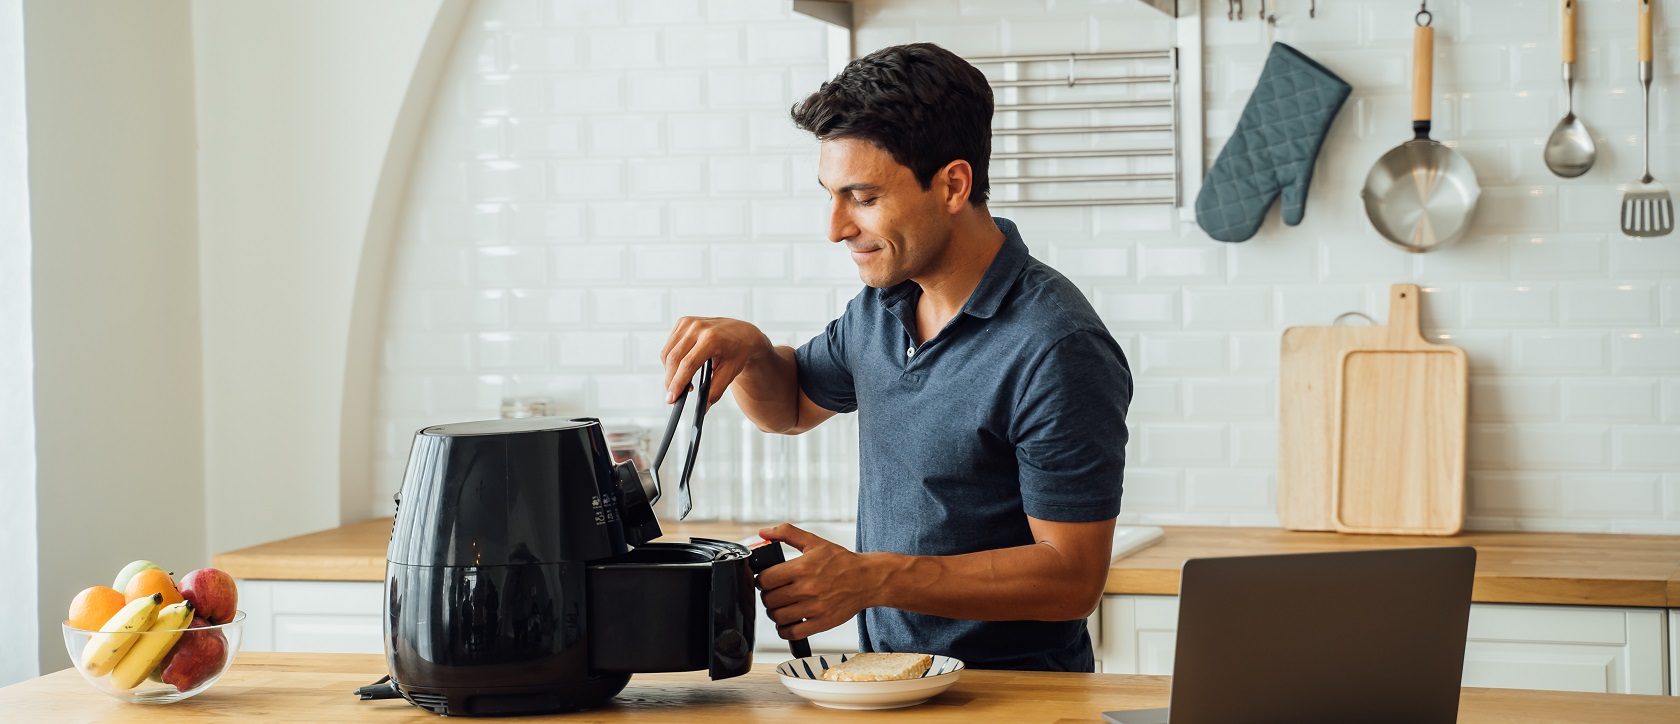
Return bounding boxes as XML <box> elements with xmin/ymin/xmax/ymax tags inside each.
<box><xmin>273</xmin><ymin>613</ymin><xmax>384</xmax><ymax>654</ymax></box>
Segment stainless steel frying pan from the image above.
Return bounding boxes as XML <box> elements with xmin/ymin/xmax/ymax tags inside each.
<box><xmin>1361</xmin><ymin>12</ymin><xmax>1480</xmax><ymax>253</ymax></box>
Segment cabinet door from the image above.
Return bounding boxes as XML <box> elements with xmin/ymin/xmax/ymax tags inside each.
<box><xmin>237</xmin><ymin>579</ymin><xmax>385</xmax><ymax>654</ymax></box>
<box><xmin>1461</xmin><ymin>604</ymin><xmax>1667</xmax><ymax>695</ymax></box>
<box><xmin>1096</xmin><ymin>595</ymin><xmax>1178</xmax><ymax>675</ymax></box>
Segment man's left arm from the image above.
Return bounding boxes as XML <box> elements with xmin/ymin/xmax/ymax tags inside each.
<box><xmin>759</xmin><ymin>330</ymin><xmax>1132</xmax><ymax>638</ymax></box>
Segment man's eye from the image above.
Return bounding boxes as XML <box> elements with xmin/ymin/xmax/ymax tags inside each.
<box><xmin>855</xmin><ymin>196</ymin><xmax>876</xmax><ymax>207</ymax></box>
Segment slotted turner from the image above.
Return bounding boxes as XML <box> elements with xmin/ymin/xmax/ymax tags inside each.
<box><xmin>1623</xmin><ymin>0</ymin><xmax>1673</xmax><ymax>238</ymax></box>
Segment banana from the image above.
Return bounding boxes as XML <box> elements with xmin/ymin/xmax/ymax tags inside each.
<box><xmin>81</xmin><ymin>593</ymin><xmax>162</xmax><ymax>677</ymax></box>
<box><xmin>109</xmin><ymin>600</ymin><xmax>194</xmax><ymax>690</ymax></box>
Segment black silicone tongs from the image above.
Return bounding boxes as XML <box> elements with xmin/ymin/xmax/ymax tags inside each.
<box><xmin>650</xmin><ymin>358</ymin><xmax>713</xmax><ymax>520</ymax></box>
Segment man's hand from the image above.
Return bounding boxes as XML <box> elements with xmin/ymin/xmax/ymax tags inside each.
<box><xmin>755</xmin><ymin>523</ymin><xmax>884</xmax><ymax>641</ymax></box>
<box><xmin>661</xmin><ymin>317</ymin><xmax>774</xmax><ymax>406</ymax></box>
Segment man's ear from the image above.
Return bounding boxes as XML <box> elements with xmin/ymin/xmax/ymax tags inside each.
<box><xmin>936</xmin><ymin>159</ymin><xmax>973</xmax><ymax>214</ymax></box>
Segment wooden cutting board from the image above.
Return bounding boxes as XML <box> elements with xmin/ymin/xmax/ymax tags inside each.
<box><xmin>1277</xmin><ymin>315</ymin><xmax>1391</xmax><ymax>531</ymax></box>
<box><xmin>1330</xmin><ymin>284</ymin><xmax>1467</xmax><ymax>536</ymax></box>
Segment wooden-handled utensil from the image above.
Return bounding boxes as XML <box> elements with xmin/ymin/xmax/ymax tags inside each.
<box><xmin>1622</xmin><ymin>0</ymin><xmax>1674</xmax><ymax>237</ymax></box>
<box><xmin>1545</xmin><ymin>0</ymin><xmax>1597</xmax><ymax>178</ymax></box>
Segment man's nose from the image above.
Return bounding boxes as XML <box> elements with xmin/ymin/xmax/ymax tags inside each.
<box><xmin>827</xmin><ymin>200</ymin><xmax>858</xmax><ymax>244</ymax></box>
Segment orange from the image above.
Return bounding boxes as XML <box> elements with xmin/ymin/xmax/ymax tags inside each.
<box><xmin>123</xmin><ymin>568</ymin><xmax>184</xmax><ymax>606</ymax></box>
<box><xmin>66</xmin><ymin>586</ymin><xmax>128</xmax><ymax>631</ymax></box>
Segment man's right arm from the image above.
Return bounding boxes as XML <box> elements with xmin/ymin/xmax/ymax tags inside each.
<box><xmin>660</xmin><ymin>317</ymin><xmax>836</xmax><ymax>435</ymax></box>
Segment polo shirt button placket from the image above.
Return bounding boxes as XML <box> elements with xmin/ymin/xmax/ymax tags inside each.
<box><xmin>906</xmin><ymin>346</ymin><xmax>916</xmax><ymax>359</ymax></box>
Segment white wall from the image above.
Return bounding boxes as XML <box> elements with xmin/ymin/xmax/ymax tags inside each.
<box><xmin>191</xmin><ymin>0</ymin><xmax>458</xmax><ymax>555</ymax></box>
<box><xmin>0</xmin><ymin>0</ymin><xmax>38</xmax><ymax>688</ymax></box>
<box><xmin>374</xmin><ymin>0</ymin><xmax>1680</xmax><ymax>533</ymax></box>
<box><xmin>23</xmin><ymin>0</ymin><xmax>202</xmax><ymax>673</ymax></box>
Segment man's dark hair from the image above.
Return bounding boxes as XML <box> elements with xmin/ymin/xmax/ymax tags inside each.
<box><xmin>791</xmin><ymin>42</ymin><xmax>992</xmax><ymax>205</ymax></box>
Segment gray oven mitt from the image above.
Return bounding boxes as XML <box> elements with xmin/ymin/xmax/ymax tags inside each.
<box><xmin>1195</xmin><ymin>43</ymin><xmax>1351</xmax><ymax>243</ymax></box>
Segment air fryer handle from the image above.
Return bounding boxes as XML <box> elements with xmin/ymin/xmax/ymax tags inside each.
<box><xmin>747</xmin><ymin>540</ymin><xmax>813</xmax><ymax>659</ymax></box>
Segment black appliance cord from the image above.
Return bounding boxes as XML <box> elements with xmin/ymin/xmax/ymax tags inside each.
<box><xmin>354</xmin><ymin>675</ymin><xmax>401</xmax><ymax>700</ymax></box>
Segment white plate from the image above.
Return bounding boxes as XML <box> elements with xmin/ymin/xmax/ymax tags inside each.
<box><xmin>775</xmin><ymin>653</ymin><xmax>964</xmax><ymax>710</ymax></box>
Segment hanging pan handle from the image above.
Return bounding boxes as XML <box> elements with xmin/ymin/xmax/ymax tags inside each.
<box><xmin>1563</xmin><ymin>0</ymin><xmax>1577</xmax><ymax>66</ymax></box>
<box><xmin>1413</xmin><ymin>14</ymin><xmax>1435</xmax><ymax>140</ymax></box>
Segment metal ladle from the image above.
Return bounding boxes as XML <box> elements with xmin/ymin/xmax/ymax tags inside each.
<box><xmin>1544</xmin><ymin>0</ymin><xmax>1596</xmax><ymax>178</ymax></box>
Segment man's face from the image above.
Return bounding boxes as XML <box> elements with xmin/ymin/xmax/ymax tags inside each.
<box><xmin>817</xmin><ymin>138</ymin><xmax>952</xmax><ymax>288</ymax></box>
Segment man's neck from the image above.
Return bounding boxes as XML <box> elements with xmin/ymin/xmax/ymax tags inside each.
<box><xmin>910</xmin><ymin>210</ymin><xmax>1006</xmax><ymax>344</ymax></box>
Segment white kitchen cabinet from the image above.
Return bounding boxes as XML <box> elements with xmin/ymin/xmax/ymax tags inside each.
<box><xmin>1096</xmin><ymin>594</ymin><xmax>1671</xmax><ymax>695</ymax></box>
<box><xmin>1463</xmin><ymin>603</ymin><xmax>1667</xmax><ymax>695</ymax></box>
<box><xmin>239</xmin><ymin>580</ymin><xmax>385</xmax><ymax>655</ymax></box>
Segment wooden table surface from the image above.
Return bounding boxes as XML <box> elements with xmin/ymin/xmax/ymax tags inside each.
<box><xmin>5</xmin><ymin>652</ymin><xmax>1678</xmax><ymax>723</ymax></box>
<box><xmin>213</xmin><ymin>518</ymin><xmax>1680</xmax><ymax>607</ymax></box>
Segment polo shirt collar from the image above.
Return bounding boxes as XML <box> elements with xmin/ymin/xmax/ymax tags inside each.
<box><xmin>877</xmin><ymin>216</ymin><xmax>1027</xmax><ymax>321</ymax></box>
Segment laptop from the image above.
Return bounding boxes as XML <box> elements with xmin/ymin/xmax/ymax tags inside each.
<box><xmin>1104</xmin><ymin>546</ymin><xmax>1476</xmax><ymax>724</ymax></box>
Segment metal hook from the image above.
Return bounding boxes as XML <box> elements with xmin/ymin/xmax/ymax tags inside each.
<box><xmin>1311</xmin><ymin>0</ymin><xmax>1317</xmax><ymax>19</ymax></box>
<box><xmin>1416</xmin><ymin>1</ymin><xmax>1432</xmax><ymax>26</ymax></box>
<box><xmin>1065</xmin><ymin>53</ymin><xmax>1076</xmax><ymax>87</ymax></box>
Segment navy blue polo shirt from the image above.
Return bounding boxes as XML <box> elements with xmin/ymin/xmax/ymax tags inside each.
<box><xmin>794</xmin><ymin>217</ymin><xmax>1131</xmax><ymax>672</ymax></box>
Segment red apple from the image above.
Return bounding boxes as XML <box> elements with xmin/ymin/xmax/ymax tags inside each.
<box><xmin>159</xmin><ymin>615</ymin><xmax>228</xmax><ymax>692</ymax></box>
<box><xmin>178</xmin><ymin>568</ymin><xmax>238</xmax><ymax>624</ymax></box>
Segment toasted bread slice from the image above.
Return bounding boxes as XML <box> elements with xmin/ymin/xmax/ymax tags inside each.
<box><xmin>818</xmin><ymin>652</ymin><xmax>934</xmax><ymax>682</ymax></box>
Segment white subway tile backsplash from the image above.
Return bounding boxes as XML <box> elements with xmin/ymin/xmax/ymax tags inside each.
<box><xmin>1512</xmin><ymin>330</ymin><xmax>1608</xmax><ymax>374</ymax></box>
<box><xmin>1415</xmin><ymin>236</ymin><xmax>1511</xmax><ymax>280</ymax></box>
<box><xmin>1230</xmin><ymin>424</ymin><xmax>1278</xmax><ymax>467</ymax></box>
<box><xmin>629</xmin><ymin>331</ymin><xmax>668</xmax><ymax>371</ymax></box>
<box><xmin>1320</xmin><ymin>238</ymin><xmax>1413</xmax><ymax>281</ymax></box>
<box><xmin>1140</xmin><ymin>334</ymin><xmax>1226</xmax><ymax>374</ymax></box>
<box><xmin>1128</xmin><ymin>379</ymin><xmax>1179</xmax><ymax>421</ymax></box>
<box><xmin>1437</xmin><ymin>330</ymin><xmax>1511</xmax><ymax>374</ymax></box>
<box><xmin>1276</xmin><ymin>285</ymin><xmax>1367</xmax><ymax>327</ymax></box>
<box><xmin>1608</xmin><ymin>238</ymin><xmax>1680</xmax><ymax>277</ymax></box>
<box><xmin>557</xmin><ymin>331</ymin><xmax>629</xmax><ymax>368</ymax></box>
<box><xmin>629</xmin><ymin>158</ymin><xmax>704</xmax><ymax>195</ymax></box>
<box><xmin>1467</xmin><ymin>424</ymin><xmax>1609</xmax><ymax>470</ymax></box>
<box><xmin>1663</xmin><ymin>283</ymin><xmax>1680</xmax><ymax>325</ymax></box>
<box><xmin>511</xmin><ymin>203</ymin><xmax>586</xmax><ymax>241</ymax></box>
<box><xmin>1613</xmin><ymin>329</ymin><xmax>1680</xmax><ymax>373</ymax></box>
<box><xmin>792</xmin><ymin>244</ymin><xmax>856</xmax><ymax>283</ymax></box>
<box><xmin>1667</xmin><ymin>380</ymin><xmax>1680</xmax><ymax>425</ymax></box>
<box><xmin>710</xmin><ymin>156</ymin><xmax>788</xmax><ymax>195</ymax></box>
<box><xmin>1230</xmin><ymin>332</ymin><xmax>1280</xmax><ymax>373</ymax></box>
<box><xmin>1187</xmin><ymin>470</ymin><xmax>1273</xmax><ymax>512</ymax></box>
<box><xmin>1556</xmin><ymin>184</ymin><xmax>1622</xmax><ymax>232</ymax></box>
<box><xmin>627</xmin><ymin>70</ymin><xmax>706</xmax><ymax>111</ymax></box>
<box><xmin>1469</xmin><ymin>472</ymin><xmax>1561</xmax><ymax>516</ymax></box>
<box><xmin>553</xmin><ymin>159</ymin><xmax>625</xmax><ymax>197</ymax></box>
<box><xmin>1468</xmin><ymin>378</ymin><xmax>1559</xmax><ymax>422</ymax></box>
<box><xmin>671</xmin><ymin>287</ymin><xmax>750</xmax><ymax>319</ymax></box>
<box><xmin>592</xmin><ymin>289</ymin><xmax>666</xmax><ymax>326</ymax></box>
<box><xmin>1184</xmin><ymin>378</ymin><xmax>1272</xmax><ymax>420</ymax></box>
<box><xmin>586</xmin><ymin>28</ymin><xmax>661</xmax><ymax>68</ymax></box>
<box><xmin>1137</xmin><ymin>244</ymin><xmax>1224</xmax><ymax>283</ymax></box>
<box><xmin>1117</xmin><ymin>469</ymin><xmax>1183</xmax><ymax>511</ymax></box>
<box><xmin>592</xmin><ymin>373</ymin><xmax>666</xmax><ymax>413</ymax></box>
<box><xmin>712</xmin><ymin>243</ymin><xmax>789</xmax><ymax>281</ymax></box>
<box><xmin>670</xmin><ymin>200</ymin><xmax>748</xmax><ymax>238</ymax></box>
<box><xmin>1137</xmin><ymin>425</ymin><xmax>1227</xmax><ymax>467</ymax></box>
<box><xmin>551</xmin><ymin>74</ymin><xmax>622</xmax><ymax>112</ymax></box>
<box><xmin>624</xmin><ymin>0</ymin><xmax>702</xmax><ymax>25</ymax></box>
<box><xmin>426</xmin><ymin>290</ymin><xmax>507</xmax><ymax>328</ymax></box>
<box><xmin>551</xmin><ymin>245</ymin><xmax>625</xmax><ymax>283</ymax></box>
<box><xmin>1560</xmin><ymin>282</ymin><xmax>1659</xmax><ymax>326</ymax></box>
<box><xmin>1050</xmin><ymin>242</ymin><xmax>1131</xmax><ymax>279</ymax></box>
<box><xmin>668</xmin><ymin>113</ymin><xmax>750</xmax><ymax>154</ymax></box>
<box><xmin>1183</xmin><ymin>287</ymin><xmax>1270</xmax><ymax>330</ymax></box>
<box><xmin>631</xmin><ymin>246</ymin><xmax>707</xmax><ymax>282</ymax></box>
<box><xmin>1464</xmin><ymin>283</ymin><xmax>1555</xmax><ymax>327</ymax></box>
<box><xmin>591</xmin><ymin>202</ymin><xmax>665</xmax><ymax>238</ymax></box>
<box><xmin>1417</xmin><ymin>285</ymin><xmax>1462</xmax><ymax>330</ymax></box>
<box><xmin>1613</xmin><ymin>427</ymin><xmax>1680</xmax><ymax>470</ymax></box>
<box><xmin>1508</xmin><ymin>234</ymin><xmax>1605</xmax><ymax>278</ymax></box>
<box><xmin>1561</xmin><ymin>379</ymin><xmax>1660</xmax><ymax>423</ymax></box>
<box><xmin>473</xmin><ymin>246</ymin><xmax>548</xmax><ymax>285</ymax></box>
<box><xmin>1227</xmin><ymin>237</ymin><xmax>1316</xmax><ymax>283</ymax></box>
<box><xmin>1561</xmin><ymin>474</ymin><xmax>1663</xmax><ymax>517</ymax></box>
<box><xmin>431</xmin><ymin>374</ymin><xmax>506</xmax><ymax>412</ymax></box>
<box><xmin>664</xmin><ymin>27</ymin><xmax>744</xmax><ymax>67</ymax></box>
<box><xmin>746</xmin><ymin>23</ymin><xmax>827</xmax><ymax>64</ymax></box>
<box><xmin>477</xmin><ymin>332</ymin><xmax>549</xmax><ymax>369</ymax></box>
<box><xmin>752</xmin><ymin>199</ymin><xmax>822</xmax><ymax>238</ymax></box>
<box><xmin>752</xmin><ymin>288</ymin><xmax>833</xmax><ymax>325</ymax></box>
<box><xmin>707</xmin><ymin>67</ymin><xmax>787</xmax><ymax>109</ymax></box>
<box><xmin>509</xmin><ymin>288</ymin><xmax>586</xmax><ymax>326</ymax></box>
<box><xmin>1095</xmin><ymin>288</ymin><xmax>1179</xmax><ymax>328</ymax></box>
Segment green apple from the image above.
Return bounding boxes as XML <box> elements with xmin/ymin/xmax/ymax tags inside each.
<box><xmin>113</xmin><ymin>560</ymin><xmax>162</xmax><ymax>592</ymax></box>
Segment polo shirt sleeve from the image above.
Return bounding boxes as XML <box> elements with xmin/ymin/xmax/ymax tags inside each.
<box><xmin>1010</xmin><ymin>330</ymin><xmax>1131</xmax><ymax>523</ymax></box>
<box><xmin>794</xmin><ymin>301</ymin><xmax>859</xmax><ymax>414</ymax></box>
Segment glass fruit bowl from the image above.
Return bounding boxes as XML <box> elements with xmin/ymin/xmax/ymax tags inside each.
<box><xmin>61</xmin><ymin>611</ymin><xmax>245</xmax><ymax>704</ymax></box>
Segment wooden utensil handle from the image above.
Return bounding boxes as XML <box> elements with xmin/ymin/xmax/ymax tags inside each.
<box><xmin>1639</xmin><ymin>0</ymin><xmax>1653</xmax><ymax>63</ymax></box>
<box><xmin>1414</xmin><ymin>25</ymin><xmax>1434</xmax><ymax>124</ymax></box>
<box><xmin>1563</xmin><ymin>0</ymin><xmax>1577</xmax><ymax>65</ymax></box>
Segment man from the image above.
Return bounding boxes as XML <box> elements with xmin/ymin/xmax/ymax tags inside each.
<box><xmin>659</xmin><ymin>43</ymin><xmax>1131</xmax><ymax>672</ymax></box>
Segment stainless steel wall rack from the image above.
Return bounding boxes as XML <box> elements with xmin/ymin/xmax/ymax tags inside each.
<box><xmin>971</xmin><ymin>50</ymin><xmax>1180</xmax><ymax>209</ymax></box>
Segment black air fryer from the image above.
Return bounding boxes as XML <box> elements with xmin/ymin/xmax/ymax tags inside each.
<box><xmin>376</xmin><ymin>362</ymin><xmax>768</xmax><ymax>716</ymax></box>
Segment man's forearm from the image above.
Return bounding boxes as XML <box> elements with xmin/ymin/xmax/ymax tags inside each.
<box><xmin>729</xmin><ymin>345</ymin><xmax>803</xmax><ymax>433</ymax></box>
<box><xmin>860</xmin><ymin>543</ymin><xmax>1107</xmax><ymax>622</ymax></box>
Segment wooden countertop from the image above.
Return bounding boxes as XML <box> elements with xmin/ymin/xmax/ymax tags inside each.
<box><xmin>213</xmin><ymin>518</ymin><xmax>1680</xmax><ymax>607</ymax></box>
<box><xmin>5</xmin><ymin>652</ymin><xmax>1677</xmax><ymax>723</ymax></box>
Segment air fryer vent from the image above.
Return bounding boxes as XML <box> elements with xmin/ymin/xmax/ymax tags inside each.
<box><xmin>404</xmin><ymin>691</ymin><xmax>449</xmax><ymax>714</ymax></box>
